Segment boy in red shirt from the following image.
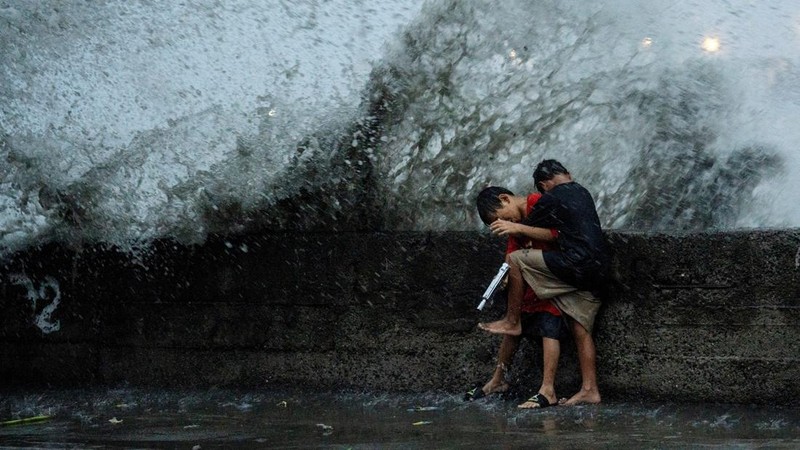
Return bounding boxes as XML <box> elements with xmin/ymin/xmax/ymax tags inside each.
<box><xmin>466</xmin><ymin>187</ymin><xmax>566</xmax><ymax>408</ymax></box>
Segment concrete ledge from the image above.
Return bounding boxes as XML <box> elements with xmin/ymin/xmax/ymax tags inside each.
<box><xmin>2</xmin><ymin>230</ymin><xmax>799</xmax><ymax>405</ymax></box>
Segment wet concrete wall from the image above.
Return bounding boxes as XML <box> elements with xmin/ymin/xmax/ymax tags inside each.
<box><xmin>1</xmin><ymin>230</ymin><xmax>799</xmax><ymax>405</ymax></box>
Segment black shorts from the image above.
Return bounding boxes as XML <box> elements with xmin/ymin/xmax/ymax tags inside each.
<box><xmin>521</xmin><ymin>311</ymin><xmax>568</xmax><ymax>341</ymax></box>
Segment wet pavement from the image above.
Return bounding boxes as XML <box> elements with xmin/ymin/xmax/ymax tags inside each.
<box><xmin>1</xmin><ymin>387</ymin><xmax>799</xmax><ymax>449</ymax></box>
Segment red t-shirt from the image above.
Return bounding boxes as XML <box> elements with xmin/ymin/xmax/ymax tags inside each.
<box><xmin>506</xmin><ymin>193</ymin><xmax>561</xmax><ymax>316</ymax></box>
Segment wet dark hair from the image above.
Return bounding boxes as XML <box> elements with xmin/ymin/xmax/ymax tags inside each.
<box><xmin>476</xmin><ymin>186</ymin><xmax>514</xmax><ymax>225</ymax></box>
<box><xmin>532</xmin><ymin>159</ymin><xmax>569</xmax><ymax>192</ymax></box>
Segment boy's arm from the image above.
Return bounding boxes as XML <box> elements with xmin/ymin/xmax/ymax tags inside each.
<box><xmin>490</xmin><ymin>219</ymin><xmax>557</xmax><ymax>242</ymax></box>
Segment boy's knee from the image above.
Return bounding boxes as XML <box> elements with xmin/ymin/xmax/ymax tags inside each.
<box><xmin>506</xmin><ymin>250</ymin><xmax>523</xmax><ymax>267</ymax></box>
<box><xmin>504</xmin><ymin>253</ymin><xmax>515</xmax><ymax>265</ymax></box>
<box><xmin>571</xmin><ymin>319</ymin><xmax>590</xmax><ymax>337</ymax></box>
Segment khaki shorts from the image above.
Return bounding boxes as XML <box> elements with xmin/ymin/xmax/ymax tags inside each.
<box><xmin>508</xmin><ymin>249</ymin><xmax>601</xmax><ymax>333</ymax></box>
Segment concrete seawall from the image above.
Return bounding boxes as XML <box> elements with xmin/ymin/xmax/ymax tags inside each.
<box><xmin>2</xmin><ymin>230</ymin><xmax>799</xmax><ymax>405</ymax></box>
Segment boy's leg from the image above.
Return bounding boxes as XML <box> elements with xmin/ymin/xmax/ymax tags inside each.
<box><xmin>518</xmin><ymin>336</ymin><xmax>560</xmax><ymax>408</ymax></box>
<box><xmin>478</xmin><ymin>254</ymin><xmax>524</xmax><ymax>336</ymax></box>
<box><xmin>561</xmin><ymin>319</ymin><xmax>601</xmax><ymax>405</ymax></box>
<box><xmin>539</xmin><ymin>337</ymin><xmax>560</xmax><ymax>402</ymax></box>
<box><xmin>481</xmin><ymin>335</ymin><xmax>520</xmax><ymax>395</ymax></box>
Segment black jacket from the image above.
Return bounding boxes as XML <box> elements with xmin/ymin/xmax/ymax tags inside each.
<box><xmin>523</xmin><ymin>182</ymin><xmax>611</xmax><ymax>291</ymax></box>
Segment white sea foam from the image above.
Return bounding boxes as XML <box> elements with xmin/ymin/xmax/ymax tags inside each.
<box><xmin>0</xmin><ymin>0</ymin><xmax>424</xmax><ymax>254</ymax></box>
<box><xmin>1</xmin><ymin>0</ymin><xmax>799</xmax><ymax>256</ymax></box>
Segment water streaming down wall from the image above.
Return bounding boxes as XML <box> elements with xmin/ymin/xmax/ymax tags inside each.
<box><xmin>2</xmin><ymin>0</ymin><xmax>800</xmax><ymax>258</ymax></box>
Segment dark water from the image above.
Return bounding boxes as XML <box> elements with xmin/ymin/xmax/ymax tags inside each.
<box><xmin>1</xmin><ymin>388</ymin><xmax>799</xmax><ymax>449</ymax></box>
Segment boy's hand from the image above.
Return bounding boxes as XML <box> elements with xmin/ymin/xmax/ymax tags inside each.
<box><xmin>490</xmin><ymin>219</ymin><xmax>518</xmax><ymax>236</ymax></box>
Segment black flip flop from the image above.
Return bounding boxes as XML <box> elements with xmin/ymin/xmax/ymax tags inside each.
<box><xmin>518</xmin><ymin>392</ymin><xmax>555</xmax><ymax>409</ymax></box>
<box><xmin>464</xmin><ymin>383</ymin><xmax>488</xmax><ymax>401</ymax></box>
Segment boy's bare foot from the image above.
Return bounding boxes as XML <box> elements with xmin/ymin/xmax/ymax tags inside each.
<box><xmin>482</xmin><ymin>380</ymin><xmax>509</xmax><ymax>396</ymax></box>
<box><xmin>477</xmin><ymin>319</ymin><xmax>522</xmax><ymax>336</ymax></box>
<box><xmin>559</xmin><ymin>388</ymin><xmax>601</xmax><ymax>406</ymax></box>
